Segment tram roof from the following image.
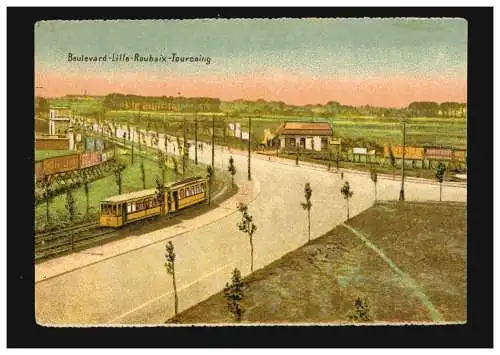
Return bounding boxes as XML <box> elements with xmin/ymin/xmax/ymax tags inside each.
<box><xmin>101</xmin><ymin>188</ymin><xmax>157</xmax><ymax>203</ymax></box>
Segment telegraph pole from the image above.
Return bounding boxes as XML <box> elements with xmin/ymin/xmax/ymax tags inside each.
<box><xmin>248</xmin><ymin>116</ymin><xmax>252</xmax><ymax>181</ymax></box>
<box><xmin>194</xmin><ymin>112</ymin><xmax>198</xmax><ymax>165</ymax></box>
<box><xmin>211</xmin><ymin>114</ymin><xmax>215</xmax><ymax>169</ymax></box>
<box><xmin>399</xmin><ymin>119</ymin><xmax>406</xmax><ymax>201</ymax></box>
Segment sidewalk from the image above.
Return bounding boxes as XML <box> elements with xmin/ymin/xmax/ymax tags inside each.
<box><xmin>35</xmin><ymin>175</ymin><xmax>261</xmax><ymax>283</ymax></box>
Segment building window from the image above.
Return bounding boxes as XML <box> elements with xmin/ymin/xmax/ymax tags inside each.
<box><xmin>321</xmin><ymin>137</ymin><xmax>328</xmax><ymax>150</ymax></box>
<box><xmin>300</xmin><ymin>138</ymin><xmax>306</xmax><ymax>149</ymax></box>
<box><xmin>289</xmin><ymin>138</ymin><xmax>296</xmax><ymax>146</ymax></box>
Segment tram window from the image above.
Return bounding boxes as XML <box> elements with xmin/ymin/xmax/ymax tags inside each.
<box><xmin>117</xmin><ymin>204</ymin><xmax>122</xmax><ymax>216</ymax></box>
<box><xmin>180</xmin><ymin>189</ymin><xmax>185</xmax><ymax>199</ymax></box>
<box><xmin>186</xmin><ymin>188</ymin><xmax>190</xmax><ymax>197</ymax></box>
<box><xmin>127</xmin><ymin>203</ymin><xmax>132</xmax><ymax>213</ymax></box>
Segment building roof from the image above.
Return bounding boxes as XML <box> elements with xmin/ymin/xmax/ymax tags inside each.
<box><xmin>276</xmin><ymin>121</ymin><xmax>333</xmax><ymax>136</ymax></box>
<box><xmin>101</xmin><ymin>188</ymin><xmax>157</xmax><ymax>203</ymax></box>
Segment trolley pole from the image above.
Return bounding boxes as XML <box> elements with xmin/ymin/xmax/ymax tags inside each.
<box><xmin>399</xmin><ymin>120</ymin><xmax>406</xmax><ymax>201</ymax></box>
<box><xmin>194</xmin><ymin>112</ymin><xmax>198</xmax><ymax>165</ymax></box>
<box><xmin>248</xmin><ymin>116</ymin><xmax>252</xmax><ymax>181</ymax></box>
<box><xmin>211</xmin><ymin>115</ymin><xmax>215</xmax><ymax>169</ymax></box>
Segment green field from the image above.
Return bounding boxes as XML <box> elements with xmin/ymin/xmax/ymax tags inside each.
<box><xmin>35</xmin><ymin>153</ymin><xmax>206</xmax><ymax>231</ymax></box>
<box><xmin>101</xmin><ymin>110</ymin><xmax>467</xmax><ymax>150</ymax></box>
<box><xmin>35</xmin><ymin>150</ymin><xmax>75</xmax><ymax>161</ymax></box>
<box><xmin>172</xmin><ymin>201</ymin><xmax>466</xmax><ymax>324</ymax></box>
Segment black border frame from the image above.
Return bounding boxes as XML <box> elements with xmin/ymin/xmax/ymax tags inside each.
<box><xmin>7</xmin><ymin>6</ymin><xmax>493</xmax><ymax>348</ymax></box>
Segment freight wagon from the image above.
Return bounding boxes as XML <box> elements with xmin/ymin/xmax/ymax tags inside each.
<box><xmin>424</xmin><ymin>148</ymin><xmax>453</xmax><ymax>160</ymax></box>
<box><xmin>80</xmin><ymin>151</ymin><xmax>102</xmax><ymax>169</ymax></box>
<box><xmin>384</xmin><ymin>145</ymin><xmax>425</xmax><ymax>159</ymax></box>
<box><xmin>41</xmin><ymin>154</ymin><xmax>80</xmax><ymax>176</ymax></box>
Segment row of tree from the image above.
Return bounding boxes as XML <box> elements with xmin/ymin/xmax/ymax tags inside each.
<box><xmin>103</xmin><ymin>93</ymin><xmax>221</xmax><ymax>112</ymax></box>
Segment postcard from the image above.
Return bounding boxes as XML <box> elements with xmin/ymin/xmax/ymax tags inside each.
<box><xmin>34</xmin><ymin>18</ymin><xmax>467</xmax><ymax>326</ymax></box>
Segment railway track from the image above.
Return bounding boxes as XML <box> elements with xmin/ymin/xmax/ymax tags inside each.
<box><xmin>35</xmin><ymin>223</ymin><xmax>118</xmax><ymax>263</ymax></box>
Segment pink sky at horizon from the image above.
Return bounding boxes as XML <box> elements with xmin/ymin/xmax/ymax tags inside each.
<box><xmin>35</xmin><ymin>70</ymin><xmax>467</xmax><ymax>108</ymax></box>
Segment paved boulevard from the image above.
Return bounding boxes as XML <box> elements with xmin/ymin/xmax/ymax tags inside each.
<box><xmin>35</xmin><ymin>134</ymin><xmax>467</xmax><ymax>325</ymax></box>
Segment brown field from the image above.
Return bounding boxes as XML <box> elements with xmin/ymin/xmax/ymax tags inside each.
<box><xmin>171</xmin><ymin>201</ymin><xmax>466</xmax><ymax>324</ymax></box>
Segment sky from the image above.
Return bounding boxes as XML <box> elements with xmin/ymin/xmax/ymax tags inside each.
<box><xmin>34</xmin><ymin>18</ymin><xmax>467</xmax><ymax>108</ymax></box>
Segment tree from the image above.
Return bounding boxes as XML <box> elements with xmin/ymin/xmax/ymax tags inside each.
<box><xmin>388</xmin><ymin>146</ymin><xmax>396</xmax><ymax>180</ymax></box>
<box><xmin>228</xmin><ymin>156</ymin><xmax>236</xmax><ymax>188</ymax></box>
<box><xmin>206</xmin><ymin>165</ymin><xmax>214</xmax><ymax>207</ymax></box>
<box><xmin>370</xmin><ymin>168</ymin><xmax>378</xmax><ymax>204</ymax></box>
<box><xmin>237</xmin><ymin>202</ymin><xmax>257</xmax><ymax>272</ymax></box>
<box><xmin>157</xmin><ymin>150</ymin><xmax>166</xmax><ymax>185</ymax></box>
<box><xmin>341</xmin><ymin>181</ymin><xmax>354</xmax><ymax>221</ymax></box>
<box><xmin>65</xmin><ymin>188</ymin><xmax>77</xmax><ymax>224</ymax></box>
<box><xmin>82</xmin><ymin>174</ymin><xmax>90</xmax><ymax>218</ymax></box>
<box><xmin>164</xmin><ymin>241</ymin><xmax>179</xmax><ymax>318</ymax></box>
<box><xmin>155</xmin><ymin>176</ymin><xmax>166</xmax><ymax>216</ymax></box>
<box><xmin>223</xmin><ymin>268</ymin><xmax>245</xmax><ymax>322</ymax></box>
<box><xmin>436</xmin><ymin>162</ymin><xmax>446</xmax><ymax>202</ymax></box>
<box><xmin>335</xmin><ymin>151</ymin><xmax>341</xmax><ymax>173</ymax></box>
<box><xmin>40</xmin><ymin>176</ymin><xmax>53</xmax><ymax>227</ymax></box>
<box><xmin>114</xmin><ymin>166</ymin><xmax>123</xmax><ymax>195</ymax></box>
<box><xmin>300</xmin><ymin>182</ymin><xmax>313</xmax><ymax>244</ymax></box>
<box><xmin>347</xmin><ymin>296</ymin><xmax>373</xmax><ymax>322</ymax></box>
<box><xmin>139</xmin><ymin>159</ymin><xmax>146</xmax><ymax>189</ymax></box>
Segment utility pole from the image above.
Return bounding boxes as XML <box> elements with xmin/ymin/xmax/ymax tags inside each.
<box><xmin>183</xmin><ymin>115</ymin><xmax>187</xmax><ymax>176</ymax></box>
<box><xmin>248</xmin><ymin>116</ymin><xmax>252</xmax><ymax>181</ymax></box>
<box><xmin>212</xmin><ymin>114</ymin><xmax>215</xmax><ymax>169</ymax></box>
<box><xmin>399</xmin><ymin>119</ymin><xmax>406</xmax><ymax>201</ymax></box>
<box><xmin>194</xmin><ymin>112</ymin><xmax>198</xmax><ymax>165</ymax></box>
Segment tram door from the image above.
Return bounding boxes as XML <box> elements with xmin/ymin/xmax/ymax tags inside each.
<box><xmin>122</xmin><ymin>203</ymin><xmax>127</xmax><ymax>224</ymax></box>
<box><xmin>173</xmin><ymin>191</ymin><xmax>179</xmax><ymax>211</ymax></box>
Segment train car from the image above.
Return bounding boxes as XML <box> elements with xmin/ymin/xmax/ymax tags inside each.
<box><xmin>166</xmin><ymin>176</ymin><xmax>208</xmax><ymax>212</ymax></box>
<box><xmin>425</xmin><ymin>147</ymin><xmax>453</xmax><ymax>161</ymax></box>
<box><xmin>35</xmin><ymin>161</ymin><xmax>43</xmax><ymax>180</ymax></box>
<box><xmin>100</xmin><ymin>188</ymin><xmax>160</xmax><ymax>227</ymax></box>
<box><xmin>103</xmin><ymin>149</ymin><xmax>115</xmax><ymax>161</ymax></box>
<box><xmin>80</xmin><ymin>151</ymin><xmax>102</xmax><ymax>169</ymax></box>
<box><xmin>384</xmin><ymin>145</ymin><xmax>424</xmax><ymax>159</ymax></box>
<box><xmin>41</xmin><ymin>154</ymin><xmax>80</xmax><ymax>176</ymax></box>
<box><xmin>100</xmin><ymin>176</ymin><xmax>208</xmax><ymax>228</ymax></box>
<box><xmin>453</xmin><ymin>149</ymin><xmax>467</xmax><ymax>163</ymax></box>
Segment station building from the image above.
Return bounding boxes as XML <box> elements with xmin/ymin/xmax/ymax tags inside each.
<box><xmin>275</xmin><ymin>121</ymin><xmax>334</xmax><ymax>152</ymax></box>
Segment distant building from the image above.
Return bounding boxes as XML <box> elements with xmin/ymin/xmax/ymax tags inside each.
<box><xmin>275</xmin><ymin>121</ymin><xmax>333</xmax><ymax>152</ymax></box>
<box><xmin>48</xmin><ymin>106</ymin><xmax>72</xmax><ymax>135</ymax></box>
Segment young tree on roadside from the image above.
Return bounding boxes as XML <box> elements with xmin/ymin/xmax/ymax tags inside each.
<box><xmin>389</xmin><ymin>146</ymin><xmax>396</xmax><ymax>181</ymax></box>
<box><xmin>347</xmin><ymin>296</ymin><xmax>373</xmax><ymax>322</ymax></box>
<box><xmin>436</xmin><ymin>162</ymin><xmax>446</xmax><ymax>202</ymax></box>
<box><xmin>140</xmin><ymin>159</ymin><xmax>146</xmax><ymax>189</ymax></box>
<box><xmin>370</xmin><ymin>168</ymin><xmax>378</xmax><ymax>204</ymax></box>
<box><xmin>155</xmin><ymin>176</ymin><xmax>166</xmax><ymax>216</ymax></box>
<box><xmin>341</xmin><ymin>181</ymin><xmax>354</xmax><ymax>221</ymax></box>
<box><xmin>237</xmin><ymin>202</ymin><xmax>257</xmax><ymax>273</ymax></box>
<box><xmin>335</xmin><ymin>151</ymin><xmax>341</xmax><ymax>173</ymax></box>
<box><xmin>157</xmin><ymin>150</ymin><xmax>166</xmax><ymax>185</ymax></box>
<box><xmin>164</xmin><ymin>241</ymin><xmax>179</xmax><ymax>317</ymax></box>
<box><xmin>206</xmin><ymin>165</ymin><xmax>214</xmax><ymax>207</ymax></box>
<box><xmin>114</xmin><ymin>165</ymin><xmax>123</xmax><ymax>195</ymax></box>
<box><xmin>65</xmin><ymin>188</ymin><xmax>77</xmax><ymax>224</ymax></box>
<box><xmin>228</xmin><ymin>156</ymin><xmax>237</xmax><ymax>188</ymax></box>
<box><xmin>301</xmin><ymin>182</ymin><xmax>313</xmax><ymax>244</ymax></box>
<box><xmin>82</xmin><ymin>174</ymin><xmax>91</xmax><ymax>218</ymax></box>
<box><xmin>223</xmin><ymin>268</ymin><xmax>246</xmax><ymax>322</ymax></box>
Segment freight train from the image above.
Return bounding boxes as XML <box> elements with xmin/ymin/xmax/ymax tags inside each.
<box><xmin>35</xmin><ymin>149</ymin><xmax>115</xmax><ymax>181</ymax></box>
<box><xmin>383</xmin><ymin>145</ymin><xmax>467</xmax><ymax>162</ymax></box>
